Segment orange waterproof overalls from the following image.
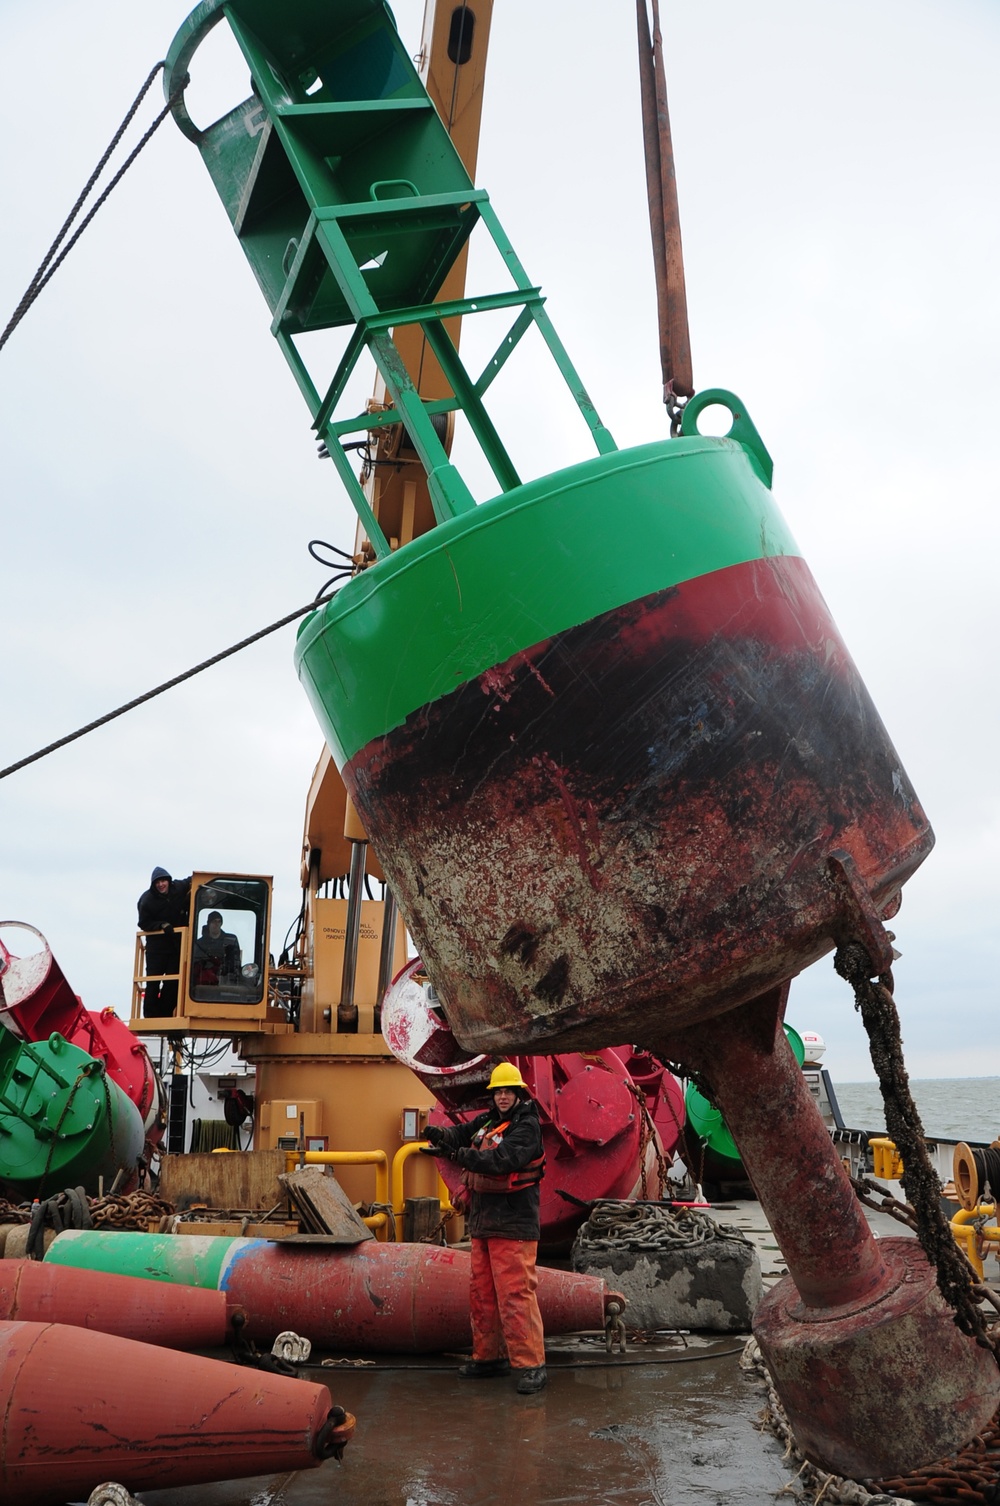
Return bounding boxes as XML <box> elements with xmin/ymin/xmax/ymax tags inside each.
<box><xmin>463</xmin><ymin>1117</ymin><xmax>546</xmax><ymax>1369</ymax></box>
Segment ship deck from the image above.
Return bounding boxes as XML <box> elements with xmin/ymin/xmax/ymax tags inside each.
<box><xmin>116</xmin><ymin>1201</ymin><xmax>916</xmax><ymax>1506</ymax></box>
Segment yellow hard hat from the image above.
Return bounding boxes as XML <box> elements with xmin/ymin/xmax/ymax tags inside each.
<box><xmin>488</xmin><ymin>1062</ymin><xmax>527</xmax><ymax>1092</ymax></box>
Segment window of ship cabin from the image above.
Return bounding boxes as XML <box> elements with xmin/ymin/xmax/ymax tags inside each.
<box><xmin>189</xmin><ymin>878</ymin><xmax>268</xmax><ymax>1005</ymax></box>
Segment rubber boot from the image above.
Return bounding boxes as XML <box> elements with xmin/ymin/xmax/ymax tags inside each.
<box><xmin>515</xmin><ymin>1365</ymin><xmax>547</xmax><ymax>1394</ymax></box>
<box><xmin>458</xmin><ymin>1358</ymin><xmax>511</xmax><ymax>1379</ymax></box>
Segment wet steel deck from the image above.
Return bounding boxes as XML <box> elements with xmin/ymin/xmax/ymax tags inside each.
<box><xmin>137</xmin><ymin>1336</ymin><xmax>788</xmax><ymax>1506</ymax></box>
<box><xmin>125</xmin><ymin>1203</ymin><xmax>904</xmax><ymax>1506</ymax></box>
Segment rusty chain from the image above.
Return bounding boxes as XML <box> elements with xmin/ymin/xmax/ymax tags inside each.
<box><xmin>91</xmin><ymin>1190</ymin><xmax>174</xmax><ymax>1230</ymax></box>
<box><xmin>0</xmin><ymin>1200</ymin><xmax>32</xmax><ymax>1226</ymax></box>
<box><xmin>417</xmin><ymin>1206</ymin><xmax>457</xmax><ymax>1245</ymax></box>
<box><xmin>627</xmin><ymin>1082</ymin><xmax>670</xmax><ymax>1201</ymax></box>
<box><xmin>834</xmin><ymin>941</ymin><xmax>1000</xmax><ymax>1364</ymax></box>
<box><xmin>851</xmin><ymin>1175</ymin><xmax>1000</xmax><ymax>1326</ymax></box>
<box><xmin>37</xmin><ymin>1068</ymin><xmax>90</xmax><ymax>1199</ymax></box>
<box><xmin>574</xmin><ymin>1198</ymin><xmax>750</xmax><ymax>1253</ymax></box>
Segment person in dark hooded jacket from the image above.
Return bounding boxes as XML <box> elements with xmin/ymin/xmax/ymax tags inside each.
<box><xmin>423</xmin><ymin>1062</ymin><xmax>547</xmax><ymax>1393</ymax></box>
<box><xmin>137</xmin><ymin>867</ymin><xmax>190</xmax><ymax>1017</ymax></box>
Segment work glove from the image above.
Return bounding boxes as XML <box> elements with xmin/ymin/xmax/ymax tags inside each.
<box><xmin>419</xmin><ymin>1142</ymin><xmax>453</xmax><ymax>1158</ymax></box>
<box><xmin>422</xmin><ymin>1124</ymin><xmax>445</xmax><ymax>1146</ymax></box>
<box><xmin>161</xmin><ymin>923</ymin><xmax>173</xmax><ymax>935</ymax></box>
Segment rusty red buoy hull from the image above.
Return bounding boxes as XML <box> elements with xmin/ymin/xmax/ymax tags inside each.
<box><xmin>382</xmin><ymin>959</ymin><xmax>684</xmax><ymax>1247</ymax></box>
<box><xmin>47</xmin><ymin>1231</ymin><xmax>614</xmax><ymax>1351</ymax></box>
<box><xmin>656</xmin><ymin>990</ymin><xmax>1000</xmax><ymax>1479</ymax></box>
<box><xmin>755</xmin><ymin>1238</ymin><xmax>1000</xmax><ymax>1479</ymax></box>
<box><xmin>344</xmin><ymin>555</ymin><xmax>931</xmax><ymax>1056</ymax></box>
<box><xmin>0</xmin><ymin>1259</ymin><xmax>229</xmax><ymax>1350</ymax></box>
<box><xmin>226</xmin><ymin>1239</ymin><xmax>612</xmax><ymax>1351</ymax></box>
<box><xmin>0</xmin><ymin>1319</ymin><xmax>354</xmax><ymax>1506</ymax></box>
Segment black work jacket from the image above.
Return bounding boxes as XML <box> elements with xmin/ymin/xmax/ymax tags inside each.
<box><xmin>137</xmin><ymin>871</ymin><xmax>191</xmax><ymax>932</ymax></box>
<box><xmin>437</xmin><ymin>1097</ymin><xmax>543</xmax><ymax>1242</ymax></box>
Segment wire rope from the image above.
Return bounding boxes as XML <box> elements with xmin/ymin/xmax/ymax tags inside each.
<box><xmin>0</xmin><ymin>594</ymin><xmax>337</xmax><ymax>783</ymax></box>
<box><xmin>1</xmin><ymin>64</ymin><xmax>188</xmax><ymax>352</ymax></box>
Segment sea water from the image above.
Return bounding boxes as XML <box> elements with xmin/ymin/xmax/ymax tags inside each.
<box><xmin>834</xmin><ymin>1077</ymin><xmax>1000</xmax><ymax>1145</ymax></box>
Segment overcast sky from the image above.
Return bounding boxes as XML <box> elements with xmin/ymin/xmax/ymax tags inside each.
<box><xmin>1</xmin><ymin>0</ymin><xmax>997</xmax><ymax>1085</ymax></box>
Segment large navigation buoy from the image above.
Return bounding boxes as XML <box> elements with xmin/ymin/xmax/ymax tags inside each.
<box><xmin>0</xmin><ymin>1029</ymin><xmax>143</xmax><ymax>1193</ymax></box>
<box><xmin>297</xmin><ymin>394</ymin><xmax>932</xmax><ymax>1056</ymax></box>
<box><xmin>296</xmin><ymin>395</ymin><xmax>1000</xmax><ymax>1475</ymax></box>
<box><xmin>0</xmin><ymin>922</ymin><xmax>161</xmax><ymax>1142</ymax></box>
<box><xmin>164</xmin><ymin>0</ymin><xmax>985</xmax><ymax>1476</ymax></box>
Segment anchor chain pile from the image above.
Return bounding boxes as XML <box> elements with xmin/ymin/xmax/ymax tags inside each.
<box><xmin>92</xmin><ymin>1190</ymin><xmax>174</xmax><ymax>1230</ymax></box>
<box><xmin>0</xmin><ymin>1188</ymin><xmax>176</xmax><ymax>1259</ymax></box>
<box><xmin>573</xmin><ymin>1198</ymin><xmax>751</xmax><ymax>1252</ymax></box>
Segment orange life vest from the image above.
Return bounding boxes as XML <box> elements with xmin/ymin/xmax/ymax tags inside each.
<box><xmin>462</xmin><ymin>1118</ymin><xmax>546</xmax><ymax>1195</ymax></box>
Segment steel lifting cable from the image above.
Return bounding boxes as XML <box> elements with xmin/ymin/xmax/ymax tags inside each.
<box><xmin>1</xmin><ymin>63</ymin><xmax>189</xmax><ymax>352</ymax></box>
<box><xmin>963</xmin><ymin>1144</ymin><xmax>1000</xmax><ymax>1206</ymax></box>
<box><xmin>0</xmin><ymin>594</ymin><xmax>338</xmax><ymax>784</ymax></box>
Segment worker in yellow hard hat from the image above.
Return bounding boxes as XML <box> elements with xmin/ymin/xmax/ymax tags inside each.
<box><xmin>421</xmin><ymin>1061</ymin><xmax>547</xmax><ymax>1393</ymax></box>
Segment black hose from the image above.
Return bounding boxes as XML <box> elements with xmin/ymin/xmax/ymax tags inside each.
<box><xmin>969</xmin><ymin>1145</ymin><xmax>1000</xmax><ymax>1204</ymax></box>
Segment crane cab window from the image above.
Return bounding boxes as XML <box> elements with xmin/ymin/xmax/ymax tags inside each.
<box><xmin>189</xmin><ymin>878</ymin><xmax>268</xmax><ymax>1004</ymax></box>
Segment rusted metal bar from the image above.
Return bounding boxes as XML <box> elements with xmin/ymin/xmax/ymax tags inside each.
<box><xmin>636</xmin><ymin>0</ymin><xmax>693</xmax><ymax>405</ymax></box>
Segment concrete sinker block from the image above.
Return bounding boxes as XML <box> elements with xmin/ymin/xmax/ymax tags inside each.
<box><xmin>571</xmin><ymin>1230</ymin><xmax>762</xmax><ymax>1334</ymax></box>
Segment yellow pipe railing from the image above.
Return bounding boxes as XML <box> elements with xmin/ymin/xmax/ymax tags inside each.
<box><xmin>281</xmin><ymin>1146</ymin><xmax>456</xmax><ymax>1242</ymax></box>
<box><xmin>950</xmin><ymin>1202</ymin><xmax>999</xmax><ymax>1280</ymax></box>
<box><xmin>390</xmin><ymin>1141</ymin><xmax>453</xmax><ymax>1242</ymax></box>
<box><xmin>868</xmin><ymin>1137</ymin><xmax>904</xmax><ymax>1181</ymax></box>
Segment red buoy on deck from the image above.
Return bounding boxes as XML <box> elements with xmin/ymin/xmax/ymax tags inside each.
<box><xmin>383</xmin><ymin>958</ymin><xmax>684</xmax><ymax>1248</ymax></box>
<box><xmin>0</xmin><ymin>1259</ymin><xmax>230</xmax><ymax>1350</ymax></box>
<box><xmin>0</xmin><ymin>1320</ymin><xmax>354</xmax><ymax>1506</ymax></box>
<box><xmin>47</xmin><ymin>1230</ymin><xmax>615</xmax><ymax>1352</ymax></box>
<box><xmin>0</xmin><ymin>921</ymin><xmax>162</xmax><ymax>1140</ymax></box>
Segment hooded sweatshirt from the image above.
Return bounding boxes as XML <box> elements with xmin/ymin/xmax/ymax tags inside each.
<box><xmin>137</xmin><ymin>867</ymin><xmax>190</xmax><ymax>932</ymax></box>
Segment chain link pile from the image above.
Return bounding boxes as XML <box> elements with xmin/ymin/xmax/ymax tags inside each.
<box><xmin>0</xmin><ymin>1200</ymin><xmax>32</xmax><ymax>1226</ymax></box>
<box><xmin>574</xmin><ymin>1198</ymin><xmax>750</xmax><ymax>1253</ymax></box>
<box><xmin>91</xmin><ymin>1191</ymin><xmax>174</xmax><ymax>1230</ymax></box>
<box><xmin>877</xmin><ymin>1425</ymin><xmax>1000</xmax><ymax>1504</ymax></box>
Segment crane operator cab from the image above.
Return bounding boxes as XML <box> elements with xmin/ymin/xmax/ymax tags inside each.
<box><xmin>130</xmin><ymin>872</ymin><xmax>292</xmax><ymax>1039</ymax></box>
